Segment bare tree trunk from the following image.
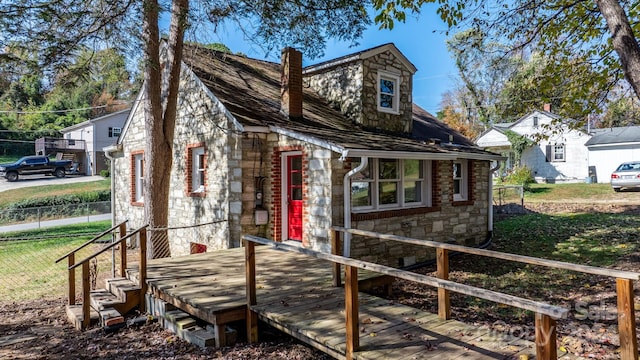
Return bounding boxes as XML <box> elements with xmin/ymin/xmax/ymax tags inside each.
<box><xmin>596</xmin><ymin>0</ymin><xmax>640</xmax><ymax>100</ymax></box>
<box><xmin>142</xmin><ymin>0</ymin><xmax>189</xmax><ymax>259</ymax></box>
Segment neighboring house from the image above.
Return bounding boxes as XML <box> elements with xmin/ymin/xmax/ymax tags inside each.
<box><xmin>106</xmin><ymin>43</ymin><xmax>503</xmax><ymax>267</ymax></box>
<box><xmin>58</xmin><ymin>109</ymin><xmax>130</xmax><ymax>176</ymax></box>
<box><xmin>476</xmin><ymin>106</ymin><xmax>590</xmax><ymax>183</ymax></box>
<box><xmin>585</xmin><ymin>126</ymin><xmax>640</xmax><ymax>182</ymax></box>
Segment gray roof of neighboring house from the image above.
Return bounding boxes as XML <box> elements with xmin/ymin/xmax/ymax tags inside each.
<box><xmin>180</xmin><ymin>43</ymin><xmax>500</xmax><ymax>160</ymax></box>
<box><xmin>61</xmin><ymin>108</ymin><xmax>131</xmax><ymax>133</ymax></box>
<box><xmin>585</xmin><ymin>126</ymin><xmax>640</xmax><ymax>146</ymax></box>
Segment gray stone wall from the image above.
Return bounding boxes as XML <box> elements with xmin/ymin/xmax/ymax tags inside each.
<box><xmin>113</xmin><ymin>67</ymin><xmax>242</xmax><ymax>256</ymax></box>
<box><xmin>306</xmin><ymin>62</ymin><xmax>363</xmax><ymax>125</ymax></box>
<box><xmin>361</xmin><ymin>52</ymin><xmax>413</xmax><ymax>134</ymax></box>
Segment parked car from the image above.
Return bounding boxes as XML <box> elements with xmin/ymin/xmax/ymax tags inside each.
<box><xmin>610</xmin><ymin>161</ymin><xmax>640</xmax><ymax>192</ymax></box>
<box><xmin>0</xmin><ymin>156</ymin><xmax>72</xmax><ymax>182</ymax></box>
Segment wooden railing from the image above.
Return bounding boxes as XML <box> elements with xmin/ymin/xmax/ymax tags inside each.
<box><xmin>332</xmin><ymin>226</ymin><xmax>640</xmax><ymax>360</ymax></box>
<box><xmin>243</xmin><ymin>234</ymin><xmax>575</xmax><ymax>360</ymax></box>
<box><xmin>55</xmin><ymin>220</ymin><xmax>128</xmax><ymax>306</ymax></box>
<box><xmin>63</xmin><ymin>223</ymin><xmax>148</xmax><ymax>329</ymax></box>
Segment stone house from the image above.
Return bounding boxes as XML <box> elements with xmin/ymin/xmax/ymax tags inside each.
<box><xmin>475</xmin><ymin>106</ymin><xmax>591</xmax><ymax>183</ymax></box>
<box><xmin>106</xmin><ymin>43</ymin><xmax>503</xmax><ymax>267</ymax></box>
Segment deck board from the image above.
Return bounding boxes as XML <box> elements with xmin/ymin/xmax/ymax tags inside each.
<box><xmin>132</xmin><ymin>246</ymin><xmax>566</xmax><ymax>359</ymax></box>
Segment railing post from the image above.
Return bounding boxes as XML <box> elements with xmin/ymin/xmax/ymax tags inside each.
<box><xmin>245</xmin><ymin>240</ymin><xmax>258</xmax><ymax>343</ymax></box>
<box><xmin>331</xmin><ymin>230</ymin><xmax>341</xmax><ymax>287</ymax></box>
<box><xmin>436</xmin><ymin>248</ymin><xmax>451</xmax><ymax>320</ymax></box>
<box><xmin>138</xmin><ymin>227</ymin><xmax>147</xmax><ymax>312</ymax></box>
<box><xmin>82</xmin><ymin>262</ymin><xmax>90</xmax><ymax>329</ymax></box>
<box><xmin>616</xmin><ymin>278</ymin><xmax>638</xmax><ymax>360</ymax></box>
<box><xmin>345</xmin><ymin>265</ymin><xmax>359</xmax><ymax>360</ymax></box>
<box><xmin>68</xmin><ymin>253</ymin><xmax>75</xmax><ymax>305</ymax></box>
<box><xmin>535</xmin><ymin>313</ymin><xmax>557</xmax><ymax>360</ymax></box>
<box><xmin>119</xmin><ymin>222</ymin><xmax>127</xmax><ymax>277</ymax></box>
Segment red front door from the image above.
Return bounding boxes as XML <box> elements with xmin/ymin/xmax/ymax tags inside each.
<box><xmin>287</xmin><ymin>155</ymin><xmax>303</xmax><ymax>241</ymax></box>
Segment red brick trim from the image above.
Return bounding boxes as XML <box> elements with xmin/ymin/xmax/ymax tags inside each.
<box><xmin>352</xmin><ymin>206</ymin><xmax>442</xmax><ymax>221</ymax></box>
<box><xmin>270</xmin><ymin>146</ymin><xmax>306</xmax><ymax>242</ymax></box>
<box><xmin>130</xmin><ymin>150</ymin><xmax>144</xmax><ymax>207</ymax></box>
<box><xmin>186</xmin><ymin>142</ymin><xmax>207</xmax><ymax>197</ymax></box>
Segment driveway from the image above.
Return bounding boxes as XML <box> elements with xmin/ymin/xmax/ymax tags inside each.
<box><xmin>0</xmin><ymin>175</ymin><xmax>106</xmax><ymax>193</ymax></box>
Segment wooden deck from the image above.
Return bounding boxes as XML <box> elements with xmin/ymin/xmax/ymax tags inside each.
<box><xmin>131</xmin><ymin>246</ymin><xmax>570</xmax><ymax>359</ymax></box>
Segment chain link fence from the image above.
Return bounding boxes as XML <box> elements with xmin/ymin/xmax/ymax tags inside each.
<box><xmin>0</xmin><ymin>225</ymin><xmax>119</xmax><ymax>301</ymax></box>
<box><xmin>0</xmin><ymin>201</ymin><xmax>111</xmax><ymax>227</ymax></box>
<box><xmin>493</xmin><ymin>185</ymin><xmax>526</xmax><ymax>214</ymax></box>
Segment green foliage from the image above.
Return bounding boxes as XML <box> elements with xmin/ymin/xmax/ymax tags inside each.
<box><xmin>100</xmin><ymin>169</ymin><xmax>110</xmax><ymax>178</ymax></box>
<box><xmin>504</xmin><ymin>166</ymin><xmax>534</xmax><ymax>187</ymax></box>
<box><xmin>503</xmin><ymin>130</ymin><xmax>533</xmax><ymax>164</ymax></box>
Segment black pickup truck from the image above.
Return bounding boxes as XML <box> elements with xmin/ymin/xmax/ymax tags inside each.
<box><xmin>0</xmin><ymin>156</ymin><xmax>72</xmax><ymax>182</ymax></box>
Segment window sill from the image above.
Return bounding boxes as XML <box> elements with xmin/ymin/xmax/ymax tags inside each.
<box><xmin>377</xmin><ymin>106</ymin><xmax>400</xmax><ymax>115</ymax></box>
<box><xmin>452</xmin><ymin>200</ymin><xmax>473</xmax><ymax>206</ymax></box>
<box><xmin>188</xmin><ymin>191</ymin><xmax>206</xmax><ymax>198</ymax></box>
<box><xmin>352</xmin><ymin>206</ymin><xmax>441</xmax><ymax>221</ymax></box>
<box><xmin>131</xmin><ymin>201</ymin><xmax>144</xmax><ymax>207</ymax></box>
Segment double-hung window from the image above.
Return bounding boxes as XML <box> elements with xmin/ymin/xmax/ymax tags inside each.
<box><xmin>187</xmin><ymin>145</ymin><xmax>206</xmax><ymax>195</ymax></box>
<box><xmin>553</xmin><ymin>144</ymin><xmax>565</xmax><ymax>162</ymax></box>
<box><xmin>453</xmin><ymin>160</ymin><xmax>468</xmax><ymax>201</ymax></box>
<box><xmin>351</xmin><ymin>158</ymin><xmax>430</xmax><ymax>211</ymax></box>
<box><xmin>377</xmin><ymin>71</ymin><xmax>401</xmax><ymax>114</ymax></box>
<box><xmin>109</xmin><ymin>127</ymin><xmax>122</xmax><ymax>138</ymax></box>
<box><xmin>132</xmin><ymin>152</ymin><xmax>144</xmax><ymax>204</ymax></box>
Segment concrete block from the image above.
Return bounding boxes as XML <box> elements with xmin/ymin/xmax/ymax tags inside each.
<box><xmin>176</xmin><ymin>317</ymin><xmax>196</xmax><ymax>330</ymax></box>
<box><xmin>184</xmin><ymin>327</ymin><xmax>216</xmax><ymax>348</ymax></box>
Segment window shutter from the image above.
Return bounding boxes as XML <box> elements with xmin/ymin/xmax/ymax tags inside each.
<box><xmin>545</xmin><ymin>145</ymin><xmax>552</xmax><ymax>162</ymax></box>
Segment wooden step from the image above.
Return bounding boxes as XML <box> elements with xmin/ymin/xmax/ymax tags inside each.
<box><xmin>66</xmin><ymin>304</ymin><xmax>99</xmax><ymax>331</ymax></box>
<box><xmin>90</xmin><ymin>289</ymin><xmax>125</xmax><ymax>312</ymax></box>
<box><xmin>106</xmin><ymin>277</ymin><xmax>141</xmax><ymax>309</ymax></box>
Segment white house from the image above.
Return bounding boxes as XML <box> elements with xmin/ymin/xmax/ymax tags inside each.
<box><xmin>585</xmin><ymin>126</ymin><xmax>640</xmax><ymax>182</ymax></box>
<box><xmin>476</xmin><ymin>106</ymin><xmax>590</xmax><ymax>183</ymax></box>
<box><xmin>60</xmin><ymin>109</ymin><xmax>130</xmax><ymax>175</ymax></box>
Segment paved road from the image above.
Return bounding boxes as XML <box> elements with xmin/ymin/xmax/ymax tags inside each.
<box><xmin>0</xmin><ymin>175</ymin><xmax>105</xmax><ymax>193</ymax></box>
<box><xmin>0</xmin><ymin>214</ymin><xmax>112</xmax><ymax>233</ymax></box>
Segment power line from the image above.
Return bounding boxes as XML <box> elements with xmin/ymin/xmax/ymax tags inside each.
<box><xmin>0</xmin><ymin>102</ymin><xmax>131</xmax><ymax>115</ymax></box>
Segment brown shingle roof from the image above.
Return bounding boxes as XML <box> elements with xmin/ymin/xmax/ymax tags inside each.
<box><xmin>181</xmin><ymin>44</ymin><xmax>499</xmax><ymax>159</ymax></box>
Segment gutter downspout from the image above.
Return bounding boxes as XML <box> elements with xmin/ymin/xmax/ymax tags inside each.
<box><xmin>342</xmin><ymin>156</ymin><xmax>368</xmax><ymax>258</ymax></box>
<box><xmin>104</xmin><ymin>148</ymin><xmax>116</xmax><ymax>278</ymax></box>
<box><xmin>488</xmin><ymin>161</ymin><xmax>502</xmax><ymax>233</ymax></box>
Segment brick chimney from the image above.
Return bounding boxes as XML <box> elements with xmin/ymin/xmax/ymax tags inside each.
<box><xmin>281</xmin><ymin>47</ymin><xmax>303</xmax><ymax>119</ymax></box>
<box><xmin>543</xmin><ymin>103</ymin><xmax>551</xmax><ymax>112</ymax></box>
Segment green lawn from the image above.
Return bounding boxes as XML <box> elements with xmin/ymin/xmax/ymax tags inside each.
<box><xmin>0</xmin><ymin>221</ymin><xmax>113</xmax><ymax>301</ymax></box>
<box><xmin>0</xmin><ymin>155</ymin><xmax>21</xmax><ymax>164</ymax></box>
<box><xmin>0</xmin><ymin>179</ymin><xmax>111</xmax><ymax>208</ymax></box>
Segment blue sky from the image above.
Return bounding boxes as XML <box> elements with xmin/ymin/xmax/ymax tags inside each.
<box><xmin>186</xmin><ymin>8</ymin><xmax>459</xmax><ymax>115</ymax></box>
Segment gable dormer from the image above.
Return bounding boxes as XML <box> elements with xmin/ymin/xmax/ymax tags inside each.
<box><xmin>304</xmin><ymin>43</ymin><xmax>417</xmax><ymax>135</ymax></box>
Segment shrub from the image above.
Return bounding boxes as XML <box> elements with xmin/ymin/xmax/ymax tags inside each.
<box><xmin>505</xmin><ymin>166</ymin><xmax>535</xmax><ymax>188</ymax></box>
<box><xmin>100</xmin><ymin>169</ymin><xmax>110</xmax><ymax>178</ymax></box>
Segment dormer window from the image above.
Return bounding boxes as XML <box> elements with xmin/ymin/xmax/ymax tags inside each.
<box><xmin>377</xmin><ymin>71</ymin><xmax>401</xmax><ymax>114</ymax></box>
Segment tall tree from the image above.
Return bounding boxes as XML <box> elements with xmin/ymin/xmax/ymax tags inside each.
<box><xmin>0</xmin><ymin>0</ymin><xmax>421</xmax><ymax>258</ymax></box>
<box><xmin>463</xmin><ymin>0</ymin><xmax>640</xmax><ymax>106</ymax></box>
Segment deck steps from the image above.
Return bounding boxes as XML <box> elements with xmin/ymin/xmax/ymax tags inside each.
<box><xmin>66</xmin><ymin>277</ymin><xmax>142</xmax><ymax>331</ymax></box>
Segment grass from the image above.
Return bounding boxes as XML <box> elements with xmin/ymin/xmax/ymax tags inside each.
<box><xmin>0</xmin><ymin>221</ymin><xmax>114</xmax><ymax>301</ymax></box>
<box><xmin>525</xmin><ymin>182</ymin><xmax>617</xmax><ymax>201</ymax></box>
<box><xmin>0</xmin><ymin>155</ymin><xmax>21</xmax><ymax>164</ymax></box>
<box><xmin>0</xmin><ymin>179</ymin><xmax>111</xmax><ymax>208</ymax></box>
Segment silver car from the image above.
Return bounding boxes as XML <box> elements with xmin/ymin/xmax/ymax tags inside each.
<box><xmin>611</xmin><ymin>161</ymin><xmax>640</xmax><ymax>192</ymax></box>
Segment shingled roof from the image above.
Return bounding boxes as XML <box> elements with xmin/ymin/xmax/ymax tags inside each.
<box><xmin>181</xmin><ymin>44</ymin><xmax>501</xmax><ymax>160</ymax></box>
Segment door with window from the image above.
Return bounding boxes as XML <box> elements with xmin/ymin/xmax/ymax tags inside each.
<box><xmin>285</xmin><ymin>154</ymin><xmax>303</xmax><ymax>241</ymax></box>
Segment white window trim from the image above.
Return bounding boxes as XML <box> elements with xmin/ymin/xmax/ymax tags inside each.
<box><xmin>377</xmin><ymin>70</ymin><xmax>401</xmax><ymax>115</ymax></box>
<box><xmin>191</xmin><ymin>146</ymin><xmax>205</xmax><ymax>192</ymax></box>
<box><xmin>453</xmin><ymin>160</ymin><xmax>468</xmax><ymax>202</ymax></box>
<box><xmin>112</xmin><ymin>127</ymin><xmax>122</xmax><ymax>138</ymax></box>
<box><xmin>134</xmin><ymin>153</ymin><xmax>144</xmax><ymax>203</ymax></box>
<box><xmin>552</xmin><ymin>144</ymin><xmax>565</xmax><ymax>162</ymax></box>
<box><xmin>351</xmin><ymin>159</ymin><xmax>431</xmax><ymax>212</ymax></box>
